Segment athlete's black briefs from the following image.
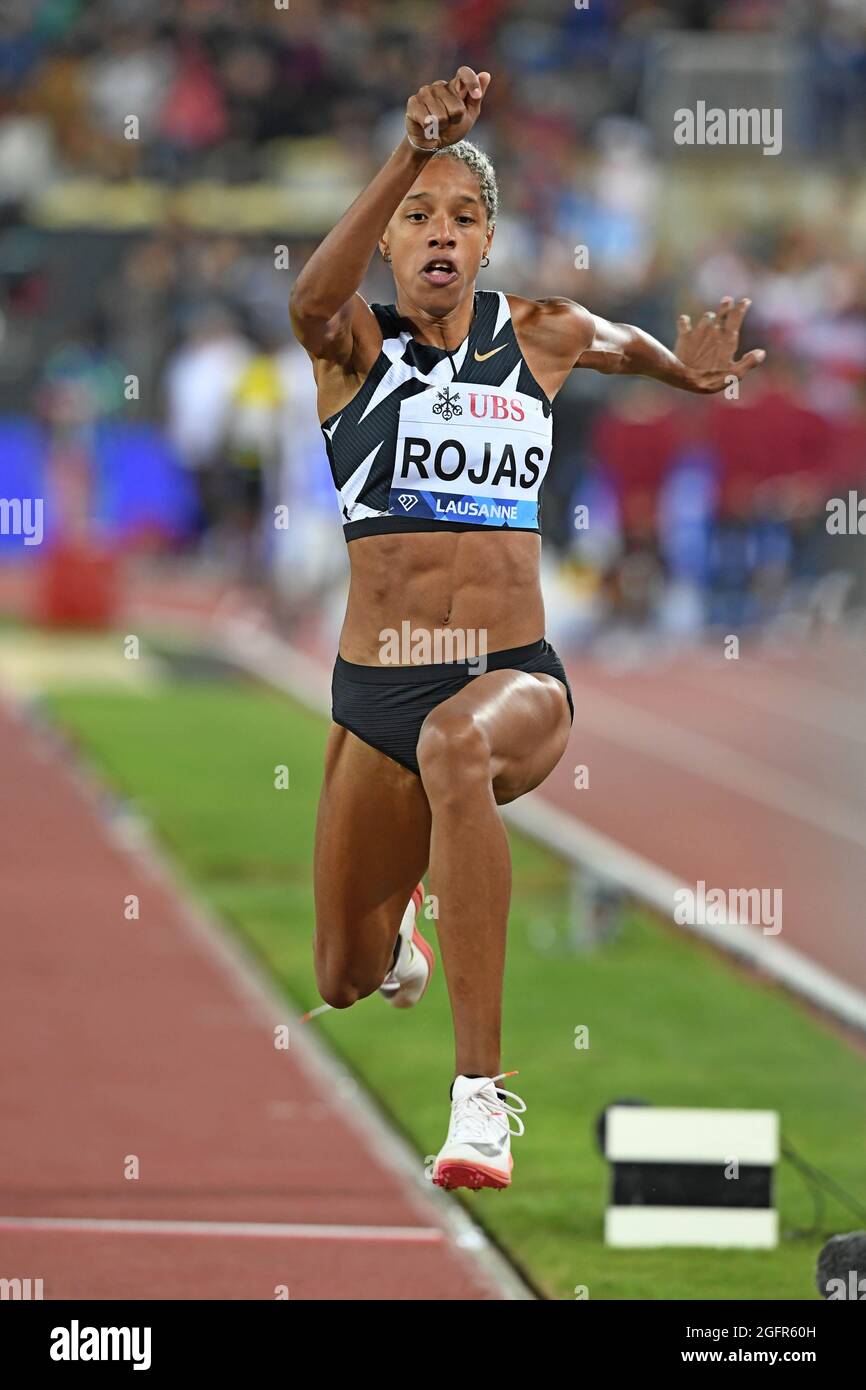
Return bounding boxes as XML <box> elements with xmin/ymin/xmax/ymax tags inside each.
<box><xmin>320</xmin><ymin>289</ymin><xmax>555</xmax><ymax>542</ymax></box>
<box><xmin>331</xmin><ymin>637</ymin><xmax>574</xmax><ymax>775</ymax></box>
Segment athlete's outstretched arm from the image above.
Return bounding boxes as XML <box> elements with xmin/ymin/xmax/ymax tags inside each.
<box><xmin>527</xmin><ymin>295</ymin><xmax>766</xmax><ymax>395</ymax></box>
<box><xmin>289</xmin><ymin>66</ymin><xmax>491</xmax><ymax>363</ymax></box>
<box><xmin>580</xmin><ymin>295</ymin><xmax>765</xmax><ymax>392</ymax></box>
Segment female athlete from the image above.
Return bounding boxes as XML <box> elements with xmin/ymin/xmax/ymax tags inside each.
<box><xmin>289</xmin><ymin>67</ymin><xmax>765</xmax><ymax>1192</ymax></box>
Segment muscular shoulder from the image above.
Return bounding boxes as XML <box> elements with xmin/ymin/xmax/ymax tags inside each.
<box><xmin>506</xmin><ymin>294</ymin><xmax>595</xmax><ymax>366</ymax></box>
<box><xmin>502</xmin><ymin>294</ymin><xmax>596</xmax><ymax>398</ymax></box>
<box><xmin>291</xmin><ymin>290</ymin><xmax>383</xmax><ymax>371</ymax></box>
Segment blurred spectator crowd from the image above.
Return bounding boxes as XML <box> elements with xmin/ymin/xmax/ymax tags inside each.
<box><xmin>2</xmin><ymin>1</ymin><xmax>866</xmax><ymax>184</ymax></box>
<box><xmin>1</xmin><ymin>0</ymin><xmax>865</xmax><ymax>641</ymax></box>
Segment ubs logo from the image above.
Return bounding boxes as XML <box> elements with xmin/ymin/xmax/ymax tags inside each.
<box><xmin>469</xmin><ymin>394</ymin><xmax>525</xmax><ymax>421</ymax></box>
<box><xmin>432</xmin><ymin>387</ymin><xmax>462</xmax><ymax>422</ymax></box>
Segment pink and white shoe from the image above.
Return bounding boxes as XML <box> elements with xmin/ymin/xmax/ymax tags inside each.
<box><xmin>378</xmin><ymin>885</ymin><xmax>434</xmax><ymax>1008</ymax></box>
<box><xmin>432</xmin><ymin>1072</ymin><xmax>526</xmax><ymax>1191</ymax></box>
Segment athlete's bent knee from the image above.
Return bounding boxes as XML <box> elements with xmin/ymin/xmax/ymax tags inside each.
<box><xmin>314</xmin><ymin>959</ymin><xmax>365</xmax><ymax>1010</ymax></box>
<box><xmin>417</xmin><ymin>710</ymin><xmax>491</xmax><ymax>803</ymax></box>
<box><xmin>314</xmin><ymin>935</ymin><xmax>382</xmax><ymax>1008</ymax></box>
<box><xmin>319</xmin><ymin>976</ymin><xmax>364</xmax><ymax>1009</ymax></box>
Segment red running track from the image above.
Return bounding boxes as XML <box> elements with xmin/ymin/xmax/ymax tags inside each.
<box><xmin>0</xmin><ymin>699</ymin><xmax>518</xmax><ymax>1300</ymax></box>
<box><xmin>1</xmin><ymin>562</ymin><xmax>863</xmax><ymax>1300</ymax></box>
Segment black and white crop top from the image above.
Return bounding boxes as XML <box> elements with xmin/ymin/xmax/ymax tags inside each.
<box><xmin>319</xmin><ymin>289</ymin><xmax>554</xmax><ymax>542</ymax></box>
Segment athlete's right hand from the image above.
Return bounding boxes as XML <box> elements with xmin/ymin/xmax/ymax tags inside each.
<box><xmin>406</xmin><ymin>67</ymin><xmax>491</xmax><ymax>151</ymax></box>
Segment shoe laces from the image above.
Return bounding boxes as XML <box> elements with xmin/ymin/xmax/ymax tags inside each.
<box><xmin>451</xmin><ymin>1071</ymin><xmax>526</xmax><ymax>1141</ymax></box>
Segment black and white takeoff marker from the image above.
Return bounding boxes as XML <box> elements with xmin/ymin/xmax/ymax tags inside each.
<box><xmin>602</xmin><ymin>1105</ymin><xmax>779</xmax><ymax>1248</ymax></box>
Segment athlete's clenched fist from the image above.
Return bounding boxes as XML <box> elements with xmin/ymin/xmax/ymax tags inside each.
<box><xmin>406</xmin><ymin>67</ymin><xmax>491</xmax><ymax>151</ymax></box>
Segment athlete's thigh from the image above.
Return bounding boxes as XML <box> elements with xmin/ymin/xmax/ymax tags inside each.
<box><xmin>313</xmin><ymin>723</ymin><xmax>431</xmax><ymax>964</ymax></box>
<box><xmin>425</xmin><ymin>668</ymin><xmax>571</xmax><ymax>805</ymax></box>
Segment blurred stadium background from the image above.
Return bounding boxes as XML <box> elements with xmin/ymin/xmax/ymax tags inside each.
<box><xmin>1</xmin><ymin>0</ymin><xmax>865</xmax><ymax>634</ymax></box>
<box><xmin>1</xmin><ymin>0</ymin><xmax>865</xmax><ymax>1302</ymax></box>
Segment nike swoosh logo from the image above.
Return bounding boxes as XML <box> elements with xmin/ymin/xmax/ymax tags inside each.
<box><xmin>467</xmin><ymin>1138</ymin><xmax>509</xmax><ymax>1157</ymax></box>
<box><xmin>474</xmin><ymin>345</ymin><xmax>507</xmax><ymax>362</ymax></box>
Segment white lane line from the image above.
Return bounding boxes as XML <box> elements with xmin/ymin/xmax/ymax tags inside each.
<box><xmin>570</xmin><ymin>685</ymin><xmax>866</xmax><ymax>853</ymax></box>
<box><xmin>504</xmin><ymin>794</ymin><xmax>866</xmax><ymax>1035</ymax></box>
<box><xmin>0</xmin><ymin>1216</ymin><xmax>442</xmax><ymax>1243</ymax></box>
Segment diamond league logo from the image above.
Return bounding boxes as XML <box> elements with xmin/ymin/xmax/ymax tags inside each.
<box><xmin>397</xmin><ymin>493</ymin><xmax>419</xmax><ymax>511</ymax></box>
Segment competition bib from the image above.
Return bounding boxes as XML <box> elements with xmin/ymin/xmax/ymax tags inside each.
<box><xmin>389</xmin><ymin>384</ymin><xmax>552</xmax><ymax>528</ymax></box>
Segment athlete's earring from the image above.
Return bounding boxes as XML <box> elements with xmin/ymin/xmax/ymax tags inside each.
<box><xmin>382</xmin><ymin>249</ymin><xmax>392</xmax><ymax>263</ymax></box>
<box><xmin>481</xmin><ymin>254</ymin><xmax>490</xmax><ymax>268</ymax></box>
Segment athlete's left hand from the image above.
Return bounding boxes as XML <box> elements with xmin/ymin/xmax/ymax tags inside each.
<box><xmin>674</xmin><ymin>297</ymin><xmax>766</xmax><ymax>392</ymax></box>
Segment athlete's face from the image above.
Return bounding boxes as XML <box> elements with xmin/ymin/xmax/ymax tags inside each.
<box><xmin>381</xmin><ymin>158</ymin><xmax>493</xmax><ymax>314</ymax></box>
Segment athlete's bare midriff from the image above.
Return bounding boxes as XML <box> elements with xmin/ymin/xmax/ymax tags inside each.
<box><xmin>339</xmin><ymin>528</ymin><xmax>544</xmax><ymax>664</ymax></box>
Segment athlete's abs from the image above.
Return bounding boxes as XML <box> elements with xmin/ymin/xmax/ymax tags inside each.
<box><xmin>339</xmin><ymin>528</ymin><xmax>544</xmax><ymax>664</ymax></box>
